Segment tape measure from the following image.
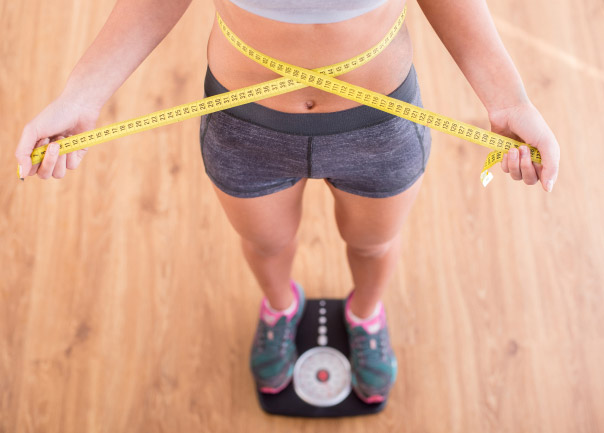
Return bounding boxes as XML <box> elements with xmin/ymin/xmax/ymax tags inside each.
<box><xmin>25</xmin><ymin>9</ymin><xmax>406</xmax><ymax>171</ymax></box>
<box><xmin>26</xmin><ymin>7</ymin><xmax>541</xmax><ymax>186</ymax></box>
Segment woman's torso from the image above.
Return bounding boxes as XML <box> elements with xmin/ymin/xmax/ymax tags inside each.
<box><xmin>208</xmin><ymin>0</ymin><xmax>413</xmax><ymax>113</ymax></box>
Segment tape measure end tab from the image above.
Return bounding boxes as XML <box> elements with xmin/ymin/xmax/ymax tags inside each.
<box><xmin>480</xmin><ymin>170</ymin><xmax>494</xmax><ymax>187</ymax></box>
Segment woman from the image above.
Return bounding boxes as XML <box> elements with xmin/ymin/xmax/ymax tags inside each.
<box><xmin>14</xmin><ymin>0</ymin><xmax>560</xmax><ymax>403</ymax></box>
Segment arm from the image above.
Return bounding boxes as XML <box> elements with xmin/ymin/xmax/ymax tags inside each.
<box><xmin>16</xmin><ymin>0</ymin><xmax>193</xmax><ymax>180</ymax></box>
<box><xmin>417</xmin><ymin>0</ymin><xmax>560</xmax><ymax>191</ymax></box>
<box><xmin>63</xmin><ymin>0</ymin><xmax>194</xmax><ymax>110</ymax></box>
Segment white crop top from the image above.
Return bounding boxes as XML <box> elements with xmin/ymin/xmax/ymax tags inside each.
<box><xmin>228</xmin><ymin>0</ymin><xmax>389</xmax><ymax>24</ymax></box>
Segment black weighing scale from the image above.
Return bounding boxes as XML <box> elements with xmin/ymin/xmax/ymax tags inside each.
<box><xmin>255</xmin><ymin>298</ymin><xmax>387</xmax><ymax>417</ymax></box>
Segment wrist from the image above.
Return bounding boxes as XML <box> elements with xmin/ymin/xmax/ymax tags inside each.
<box><xmin>60</xmin><ymin>74</ymin><xmax>109</xmax><ymax>113</ymax></box>
<box><xmin>478</xmin><ymin>67</ymin><xmax>530</xmax><ymax>115</ymax></box>
<box><xmin>485</xmin><ymin>88</ymin><xmax>530</xmax><ymax>115</ymax></box>
<box><xmin>487</xmin><ymin>96</ymin><xmax>534</xmax><ymax>123</ymax></box>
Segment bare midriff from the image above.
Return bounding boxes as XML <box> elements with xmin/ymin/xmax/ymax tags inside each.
<box><xmin>208</xmin><ymin>0</ymin><xmax>413</xmax><ymax>113</ymax></box>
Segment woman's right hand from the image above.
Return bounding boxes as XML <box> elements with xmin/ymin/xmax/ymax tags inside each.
<box><xmin>15</xmin><ymin>96</ymin><xmax>101</xmax><ymax>180</ymax></box>
<box><xmin>14</xmin><ymin>0</ymin><xmax>195</xmax><ymax>181</ymax></box>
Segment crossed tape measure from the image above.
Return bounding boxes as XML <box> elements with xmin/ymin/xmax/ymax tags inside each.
<box><xmin>24</xmin><ymin>7</ymin><xmax>541</xmax><ymax>186</ymax></box>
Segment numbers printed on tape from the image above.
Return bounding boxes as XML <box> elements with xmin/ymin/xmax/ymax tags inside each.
<box><xmin>29</xmin><ymin>6</ymin><xmax>541</xmax><ymax>186</ymax></box>
<box><xmin>217</xmin><ymin>10</ymin><xmax>542</xmax><ymax>186</ymax></box>
<box><xmin>30</xmin><ymin>10</ymin><xmax>406</xmax><ymax>165</ymax></box>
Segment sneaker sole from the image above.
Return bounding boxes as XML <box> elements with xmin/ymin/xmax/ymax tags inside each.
<box><xmin>353</xmin><ymin>386</ymin><xmax>386</xmax><ymax>404</ymax></box>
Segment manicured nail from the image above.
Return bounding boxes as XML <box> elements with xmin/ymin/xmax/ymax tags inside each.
<box><xmin>49</xmin><ymin>142</ymin><xmax>59</xmax><ymax>155</ymax></box>
<box><xmin>546</xmin><ymin>180</ymin><xmax>554</xmax><ymax>192</ymax></box>
<box><xmin>520</xmin><ymin>146</ymin><xmax>527</xmax><ymax>156</ymax></box>
<box><xmin>17</xmin><ymin>164</ymin><xmax>24</xmax><ymax>181</ymax></box>
<box><xmin>509</xmin><ymin>148</ymin><xmax>517</xmax><ymax>160</ymax></box>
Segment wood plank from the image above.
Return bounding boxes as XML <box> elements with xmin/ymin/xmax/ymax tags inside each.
<box><xmin>1</xmin><ymin>0</ymin><xmax>603</xmax><ymax>431</ymax></box>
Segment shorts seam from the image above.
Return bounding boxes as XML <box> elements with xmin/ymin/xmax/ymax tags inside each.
<box><xmin>205</xmin><ymin>169</ymin><xmax>302</xmax><ymax>198</ymax></box>
<box><xmin>327</xmin><ymin>166</ymin><xmax>425</xmax><ymax>199</ymax></box>
<box><xmin>199</xmin><ymin>113</ymin><xmax>213</xmax><ymax>169</ymax></box>
<box><xmin>412</xmin><ymin>121</ymin><xmax>426</xmax><ymax>173</ymax></box>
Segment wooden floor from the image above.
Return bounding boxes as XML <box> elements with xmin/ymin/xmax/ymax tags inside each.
<box><xmin>1</xmin><ymin>0</ymin><xmax>603</xmax><ymax>431</ymax></box>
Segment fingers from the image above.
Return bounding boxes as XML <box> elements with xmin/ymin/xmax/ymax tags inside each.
<box><xmin>510</xmin><ymin>133</ymin><xmax>560</xmax><ymax>192</ymax></box>
<box><xmin>501</xmin><ymin>152</ymin><xmax>509</xmax><ymax>173</ymax></box>
<box><xmin>51</xmin><ymin>135</ymin><xmax>67</xmax><ymax>179</ymax></box>
<box><xmin>492</xmin><ymin>101</ymin><xmax>560</xmax><ymax>192</ymax></box>
<box><xmin>519</xmin><ymin>146</ymin><xmax>538</xmax><ymax>185</ymax></box>
<box><xmin>534</xmin><ymin>163</ymin><xmax>544</xmax><ymax>180</ymax></box>
<box><xmin>22</xmin><ymin>133</ymin><xmax>84</xmax><ymax>180</ymax></box>
<box><xmin>37</xmin><ymin>142</ymin><xmax>61</xmax><ymax>179</ymax></box>
<box><xmin>501</xmin><ymin>146</ymin><xmax>540</xmax><ymax>186</ymax></box>
<box><xmin>66</xmin><ymin>147</ymin><xmax>88</xmax><ymax>170</ymax></box>
<box><xmin>27</xmin><ymin>137</ymin><xmax>48</xmax><ymax>176</ymax></box>
<box><xmin>506</xmin><ymin>147</ymin><xmax>522</xmax><ymax>180</ymax></box>
<box><xmin>536</xmin><ymin>134</ymin><xmax>560</xmax><ymax>192</ymax></box>
<box><xmin>15</xmin><ymin>123</ymin><xmax>38</xmax><ymax>179</ymax></box>
<box><xmin>53</xmin><ymin>154</ymin><xmax>67</xmax><ymax>179</ymax></box>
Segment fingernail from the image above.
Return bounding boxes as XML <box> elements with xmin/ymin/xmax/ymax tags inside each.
<box><xmin>546</xmin><ymin>180</ymin><xmax>554</xmax><ymax>192</ymax></box>
<box><xmin>509</xmin><ymin>148</ymin><xmax>517</xmax><ymax>160</ymax></box>
<box><xmin>49</xmin><ymin>142</ymin><xmax>59</xmax><ymax>155</ymax></box>
<box><xmin>17</xmin><ymin>164</ymin><xmax>24</xmax><ymax>181</ymax></box>
<box><xmin>520</xmin><ymin>146</ymin><xmax>527</xmax><ymax>156</ymax></box>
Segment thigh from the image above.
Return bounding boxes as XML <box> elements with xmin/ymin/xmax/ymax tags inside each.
<box><xmin>200</xmin><ymin>110</ymin><xmax>309</xmax><ymax>249</ymax></box>
<box><xmin>326</xmin><ymin>174</ymin><xmax>424</xmax><ymax>248</ymax></box>
<box><xmin>315</xmin><ymin>116</ymin><xmax>430</xmax><ymax>198</ymax></box>
<box><xmin>312</xmin><ymin>66</ymin><xmax>431</xmax><ymax>199</ymax></box>
<box><xmin>200</xmin><ymin>111</ymin><xmax>307</xmax><ymax>199</ymax></box>
<box><xmin>212</xmin><ymin>179</ymin><xmax>308</xmax><ymax>250</ymax></box>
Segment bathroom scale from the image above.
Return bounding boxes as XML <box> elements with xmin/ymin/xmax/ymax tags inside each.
<box><xmin>255</xmin><ymin>298</ymin><xmax>386</xmax><ymax>417</ymax></box>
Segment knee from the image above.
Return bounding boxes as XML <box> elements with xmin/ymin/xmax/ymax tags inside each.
<box><xmin>241</xmin><ymin>234</ymin><xmax>298</xmax><ymax>257</ymax></box>
<box><xmin>346</xmin><ymin>235</ymin><xmax>399</xmax><ymax>259</ymax></box>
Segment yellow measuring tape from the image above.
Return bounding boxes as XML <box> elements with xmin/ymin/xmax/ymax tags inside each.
<box><xmin>25</xmin><ymin>7</ymin><xmax>540</xmax><ymax>186</ymax></box>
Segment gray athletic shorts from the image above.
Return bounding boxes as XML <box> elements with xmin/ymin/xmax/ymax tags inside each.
<box><xmin>199</xmin><ymin>65</ymin><xmax>431</xmax><ymax>198</ymax></box>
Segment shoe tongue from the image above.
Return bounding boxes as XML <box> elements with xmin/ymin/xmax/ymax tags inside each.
<box><xmin>362</xmin><ymin>316</ymin><xmax>382</xmax><ymax>335</ymax></box>
<box><xmin>261</xmin><ymin>309</ymin><xmax>282</xmax><ymax>326</ymax></box>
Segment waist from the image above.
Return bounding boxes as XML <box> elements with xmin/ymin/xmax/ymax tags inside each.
<box><xmin>207</xmin><ymin>0</ymin><xmax>412</xmax><ymax>113</ymax></box>
<box><xmin>203</xmin><ymin>64</ymin><xmax>419</xmax><ymax>135</ymax></box>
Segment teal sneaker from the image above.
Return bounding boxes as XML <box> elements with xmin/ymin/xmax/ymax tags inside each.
<box><xmin>344</xmin><ymin>292</ymin><xmax>397</xmax><ymax>403</ymax></box>
<box><xmin>250</xmin><ymin>280</ymin><xmax>306</xmax><ymax>393</ymax></box>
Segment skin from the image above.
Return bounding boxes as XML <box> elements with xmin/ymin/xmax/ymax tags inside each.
<box><xmin>15</xmin><ymin>0</ymin><xmax>560</xmax><ymax>318</ymax></box>
<box><xmin>209</xmin><ymin>0</ymin><xmax>413</xmax><ymax>113</ymax></box>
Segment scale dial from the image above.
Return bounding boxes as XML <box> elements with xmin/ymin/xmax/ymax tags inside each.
<box><xmin>293</xmin><ymin>347</ymin><xmax>351</xmax><ymax>407</ymax></box>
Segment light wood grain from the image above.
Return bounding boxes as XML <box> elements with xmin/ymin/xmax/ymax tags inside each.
<box><xmin>1</xmin><ymin>0</ymin><xmax>603</xmax><ymax>431</ymax></box>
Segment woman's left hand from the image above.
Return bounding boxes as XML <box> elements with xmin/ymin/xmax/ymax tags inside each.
<box><xmin>488</xmin><ymin>100</ymin><xmax>560</xmax><ymax>192</ymax></box>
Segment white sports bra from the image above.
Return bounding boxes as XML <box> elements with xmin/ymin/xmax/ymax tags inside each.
<box><xmin>228</xmin><ymin>0</ymin><xmax>389</xmax><ymax>24</ymax></box>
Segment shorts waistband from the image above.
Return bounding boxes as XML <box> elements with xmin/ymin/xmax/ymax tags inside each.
<box><xmin>203</xmin><ymin>65</ymin><xmax>418</xmax><ymax>136</ymax></box>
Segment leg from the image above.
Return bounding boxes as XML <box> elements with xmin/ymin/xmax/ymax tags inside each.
<box><xmin>326</xmin><ymin>175</ymin><xmax>424</xmax><ymax>318</ymax></box>
<box><xmin>211</xmin><ymin>179</ymin><xmax>307</xmax><ymax>309</ymax></box>
<box><xmin>211</xmin><ymin>181</ymin><xmax>309</xmax><ymax>393</ymax></box>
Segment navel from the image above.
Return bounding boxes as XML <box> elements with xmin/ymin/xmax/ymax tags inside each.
<box><xmin>304</xmin><ymin>100</ymin><xmax>315</xmax><ymax>110</ymax></box>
